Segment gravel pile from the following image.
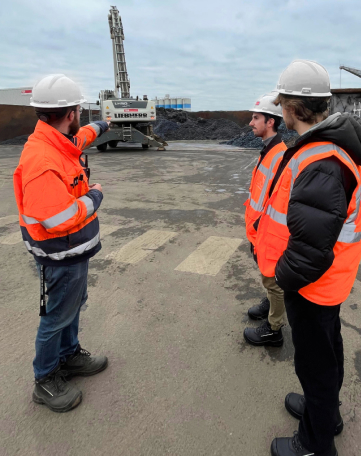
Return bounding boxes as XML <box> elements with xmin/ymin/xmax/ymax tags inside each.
<box><xmin>223</xmin><ymin>122</ymin><xmax>299</xmax><ymax>149</ymax></box>
<box><xmin>0</xmin><ymin>135</ymin><xmax>30</xmax><ymax>145</ymax></box>
<box><xmin>154</xmin><ymin>108</ymin><xmax>244</xmax><ymax>140</ymax></box>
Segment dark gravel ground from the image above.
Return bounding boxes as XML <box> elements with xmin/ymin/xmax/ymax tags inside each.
<box><xmin>0</xmin><ymin>134</ymin><xmax>30</xmax><ymax>145</ymax></box>
<box><xmin>154</xmin><ymin>108</ymin><xmax>244</xmax><ymax>141</ymax></box>
<box><xmin>154</xmin><ymin>108</ymin><xmax>299</xmax><ymax>148</ymax></box>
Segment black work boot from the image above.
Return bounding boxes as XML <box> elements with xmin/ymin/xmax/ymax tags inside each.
<box><xmin>285</xmin><ymin>393</ymin><xmax>344</xmax><ymax>436</ymax></box>
<box><xmin>244</xmin><ymin>320</ymin><xmax>283</xmax><ymax>347</ymax></box>
<box><xmin>248</xmin><ymin>297</ymin><xmax>270</xmax><ymax>320</ymax></box>
<box><xmin>61</xmin><ymin>345</ymin><xmax>108</xmax><ymax>377</ymax></box>
<box><xmin>271</xmin><ymin>431</ymin><xmax>338</xmax><ymax>456</ymax></box>
<box><xmin>33</xmin><ymin>365</ymin><xmax>82</xmax><ymax>413</ymax></box>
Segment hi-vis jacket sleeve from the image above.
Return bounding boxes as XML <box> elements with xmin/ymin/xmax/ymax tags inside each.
<box><xmin>73</xmin><ymin>122</ymin><xmax>109</xmax><ymax>150</ymax></box>
<box><xmin>22</xmin><ymin>170</ymin><xmax>102</xmax><ymax>234</ymax></box>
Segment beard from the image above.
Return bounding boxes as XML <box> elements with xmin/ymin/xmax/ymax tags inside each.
<box><xmin>69</xmin><ymin>115</ymin><xmax>80</xmax><ymax>136</ymax></box>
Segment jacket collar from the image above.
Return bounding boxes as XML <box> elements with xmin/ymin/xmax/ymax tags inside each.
<box><xmin>32</xmin><ymin>120</ymin><xmax>82</xmax><ymax>158</ymax></box>
<box><xmin>262</xmin><ymin>132</ymin><xmax>283</xmax><ymax>155</ymax></box>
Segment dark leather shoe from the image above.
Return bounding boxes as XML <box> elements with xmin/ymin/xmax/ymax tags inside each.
<box><xmin>61</xmin><ymin>345</ymin><xmax>108</xmax><ymax>377</ymax></box>
<box><xmin>285</xmin><ymin>393</ymin><xmax>343</xmax><ymax>436</ymax></box>
<box><xmin>33</xmin><ymin>365</ymin><xmax>82</xmax><ymax>413</ymax></box>
<box><xmin>271</xmin><ymin>432</ymin><xmax>338</xmax><ymax>456</ymax></box>
<box><xmin>248</xmin><ymin>297</ymin><xmax>270</xmax><ymax>320</ymax></box>
<box><xmin>244</xmin><ymin>320</ymin><xmax>283</xmax><ymax>347</ymax></box>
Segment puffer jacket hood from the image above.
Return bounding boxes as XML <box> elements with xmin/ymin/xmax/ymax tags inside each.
<box><xmin>296</xmin><ymin>112</ymin><xmax>361</xmax><ymax>166</ymax></box>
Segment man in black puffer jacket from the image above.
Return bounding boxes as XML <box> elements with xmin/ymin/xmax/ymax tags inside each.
<box><xmin>253</xmin><ymin>60</ymin><xmax>361</xmax><ymax>456</ymax></box>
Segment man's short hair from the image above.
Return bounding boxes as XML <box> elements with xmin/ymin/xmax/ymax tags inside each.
<box><xmin>274</xmin><ymin>94</ymin><xmax>330</xmax><ymax>125</ymax></box>
<box><xmin>262</xmin><ymin>113</ymin><xmax>282</xmax><ymax>132</ymax></box>
<box><xmin>35</xmin><ymin>106</ymin><xmax>76</xmax><ymax>125</ymax></box>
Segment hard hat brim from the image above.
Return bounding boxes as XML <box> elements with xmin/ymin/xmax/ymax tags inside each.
<box><xmin>276</xmin><ymin>88</ymin><xmax>332</xmax><ymax>97</ymax></box>
<box><xmin>249</xmin><ymin>108</ymin><xmax>283</xmax><ymax>117</ymax></box>
<box><xmin>30</xmin><ymin>96</ymin><xmax>87</xmax><ymax>108</ymax></box>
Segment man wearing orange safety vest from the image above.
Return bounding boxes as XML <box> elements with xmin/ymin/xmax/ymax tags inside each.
<box><xmin>13</xmin><ymin>74</ymin><xmax>110</xmax><ymax>413</ymax></box>
<box><xmin>256</xmin><ymin>61</ymin><xmax>361</xmax><ymax>456</ymax></box>
<box><xmin>243</xmin><ymin>92</ymin><xmax>287</xmax><ymax>347</ymax></box>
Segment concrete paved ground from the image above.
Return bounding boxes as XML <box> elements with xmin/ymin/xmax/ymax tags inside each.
<box><xmin>0</xmin><ymin>141</ymin><xmax>360</xmax><ymax>456</ymax></box>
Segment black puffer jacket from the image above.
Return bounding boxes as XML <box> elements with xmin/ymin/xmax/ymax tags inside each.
<box><xmin>273</xmin><ymin>113</ymin><xmax>361</xmax><ymax>292</ymax></box>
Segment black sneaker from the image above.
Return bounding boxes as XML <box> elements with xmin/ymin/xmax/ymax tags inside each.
<box><xmin>285</xmin><ymin>393</ymin><xmax>344</xmax><ymax>436</ymax></box>
<box><xmin>271</xmin><ymin>431</ymin><xmax>338</xmax><ymax>456</ymax></box>
<box><xmin>248</xmin><ymin>297</ymin><xmax>270</xmax><ymax>320</ymax></box>
<box><xmin>33</xmin><ymin>365</ymin><xmax>82</xmax><ymax>413</ymax></box>
<box><xmin>244</xmin><ymin>320</ymin><xmax>283</xmax><ymax>347</ymax></box>
<box><xmin>61</xmin><ymin>345</ymin><xmax>108</xmax><ymax>378</ymax></box>
<box><xmin>271</xmin><ymin>432</ymin><xmax>338</xmax><ymax>456</ymax></box>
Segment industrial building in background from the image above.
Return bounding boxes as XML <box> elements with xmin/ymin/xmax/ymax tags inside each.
<box><xmin>155</xmin><ymin>95</ymin><xmax>191</xmax><ymax>111</ymax></box>
<box><xmin>331</xmin><ymin>65</ymin><xmax>361</xmax><ymax>116</ymax></box>
<box><xmin>0</xmin><ymin>87</ymin><xmax>99</xmax><ymax>111</ymax></box>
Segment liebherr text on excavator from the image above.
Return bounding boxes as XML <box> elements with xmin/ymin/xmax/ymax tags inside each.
<box><xmin>92</xmin><ymin>6</ymin><xmax>166</xmax><ymax>151</ymax></box>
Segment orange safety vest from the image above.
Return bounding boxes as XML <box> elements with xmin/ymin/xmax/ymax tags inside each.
<box><xmin>13</xmin><ymin>120</ymin><xmax>101</xmax><ymax>263</ymax></box>
<box><xmin>255</xmin><ymin>141</ymin><xmax>361</xmax><ymax>305</ymax></box>
<box><xmin>244</xmin><ymin>140</ymin><xmax>286</xmax><ymax>245</ymax></box>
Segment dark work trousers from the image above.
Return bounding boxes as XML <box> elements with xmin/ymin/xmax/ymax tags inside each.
<box><xmin>284</xmin><ymin>290</ymin><xmax>343</xmax><ymax>456</ymax></box>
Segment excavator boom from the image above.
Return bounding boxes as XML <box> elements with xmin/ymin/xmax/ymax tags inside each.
<box><xmin>340</xmin><ymin>66</ymin><xmax>361</xmax><ymax>79</ymax></box>
<box><xmin>108</xmin><ymin>6</ymin><xmax>130</xmax><ymax>98</ymax></box>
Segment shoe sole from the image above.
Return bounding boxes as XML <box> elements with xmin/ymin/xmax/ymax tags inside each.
<box><xmin>32</xmin><ymin>391</ymin><xmax>82</xmax><ymax>413</ymax></box>
<box><xmin>243</xmin><ymin>331</ymin><xmax>283</xmax><ymax>347</ymax></box>
<box><xmin>285</xmin><ymin>394</ymin><xmax>344</xmax><ymax>436</ymax></box>
<box><xmin>63</xmin><ymin>358</ymin><xmax>108</xmax><ymax>378</ymax></box>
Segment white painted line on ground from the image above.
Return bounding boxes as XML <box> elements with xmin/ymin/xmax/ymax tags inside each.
<box><xmin>242</xmin><ymin>157</ymin><xmax>258</xmax><ymax>170</ymax></box>
<box><xmin>100</xmin><ymin>224</ymin><xmax>120</xmax><ymax>238</ymax></box>
<box><xmin>106</xmin><ymin>230</ymin><xmax>177</xmax><ymax>264</ymax></box>
<box><xmin>0</xmin><ymin>231</ymin><xmax>22</xmax><ymax>245</ymax></box>
<box><xmin>175</xmin><ymin>236</ymin><xmax>243</xmax><ymax>276</ymax></box>
<box><xmin>0</xmin><ymin>215</ymin><xmax>18</xmax><ymax>228</ymax></box>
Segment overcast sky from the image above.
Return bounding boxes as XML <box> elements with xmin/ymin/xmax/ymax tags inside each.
<box><xmin>1</xmin><ymin>0</ymin><xmax>361</xmax><ymax>111</ymax></box>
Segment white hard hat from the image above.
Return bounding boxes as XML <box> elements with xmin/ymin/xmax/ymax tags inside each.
<box><xmin>250</xmin><ymin>91</ymin><xmax>283</xmax><ymax>117</ymax></box>
<box><xmin>276</xmin><ymin>60</ymin><xmax>331</xmax><ymax>97</ymax></box>
<box><xmin>30</xmin><ymin>74</ymin><xmax>86</xmax><ymax>108</ymax></box>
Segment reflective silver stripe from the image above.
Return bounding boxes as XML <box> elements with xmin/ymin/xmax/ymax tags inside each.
<box><xmin>89</xmin><ymin>123</ymin><xmax>101</xmax><ymax>136</ymax></box>
<box><xmin>289</xmin><ymin>144</ymin><xmax>361</xmax><ymax>195</ymax></box>
<box><xmin>78</xmin><ymin>195</ymin><xmax>94</xmax><ymax>219</ymax></box>
<box><xmin>346</xmin><ymin>184</ymin><xmax>361</xmax><ymax>224</ymax></box>
<box><xmin>24</xmin><ymin>240</ymin><xmax>32</xmax><ymax>251</ymax></box>
<box><xmin>258</xmin><ymin>163</ymin><xmax>268</xmax><ymax>175</ymax></box>
<box><xmin>40</xmin><ymin>202</ymin><xmax>78</xmax><ymax>229</ymax></box>
<box><xmin>337</xmin><ymin>224</ymin><xmax>361</xmax><ymax>243</ymax></box>
<box><xmin>82</xmin><ymin>135</ymin><xmax>87</xmax><ymax>149</ymax></box>
<box><xmin>24</xmin><ymin>233</ymin><xmax>100</xmax><ymax>260</ymax></box>
<box><xmin>266</xmin><ymin>206</ymin><xmax>287</xmax><ymax>226</ymax></box>
<box><xmin>22</xmin><ymin>214</ymin><xmax>39</xmax><ymax>225</ymax></box>
<box><xmin>250</xmin><ymin>150</ymin><xmax>285</xmax><ymax>212</ymax></box>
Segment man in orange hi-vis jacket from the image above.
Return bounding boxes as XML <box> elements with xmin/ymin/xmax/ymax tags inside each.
<box><xmin>243</xmin><ymin>92</ymin><xmax>287</xmax><ymax>347</ymax></box>
<box><xmin>13</xmin><ymin>74</ymin><xmax>109</xmax><ymax>413</ymax></box>
<box><xmin>256</xmin><ymin>60</ymin><xmax>361</xmax><ymax>456</ymax></box>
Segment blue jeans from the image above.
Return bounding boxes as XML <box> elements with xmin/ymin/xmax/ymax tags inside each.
<box><xmin>34</xmin><ymin>259</ymin><xmax>89</xmax><ymax>379</ymax></box>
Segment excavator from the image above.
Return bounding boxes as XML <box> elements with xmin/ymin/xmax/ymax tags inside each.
<box><xmin>92</xmin><ymin>6</ymin><xmax>166</xmax><ymax>151</ymax></box>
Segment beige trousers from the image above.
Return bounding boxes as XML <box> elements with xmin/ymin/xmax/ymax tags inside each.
<box><xmin>261</xmin><ymin>274</ymin><xmax>285</xmax><ymax>331</ymax></box>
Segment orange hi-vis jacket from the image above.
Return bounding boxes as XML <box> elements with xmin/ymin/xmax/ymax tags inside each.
<box><xmin>244</xmin><ymin>138</ymin><xmax>286</xmax><ymax>246</ymax></box>
<box><xmin>255</xmin><ymin>141</ymin><xmax>361</xmax><ymax>305</ymax></box>
<box><xmin>13</xmin><ymin>120</ymin><xmax>102</xmax><ymax>265</ymax></box>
